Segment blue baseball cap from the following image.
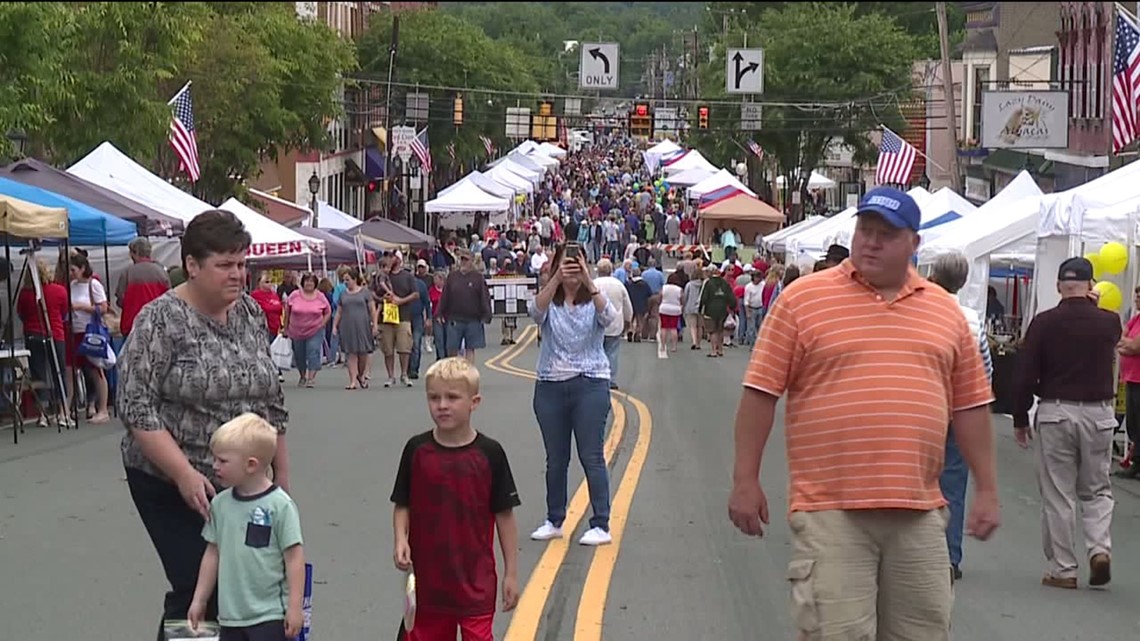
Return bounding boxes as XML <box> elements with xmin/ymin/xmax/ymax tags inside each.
<box><xmin>856</xmin><ymin>187</ymin><xmax>921</xmax><ymax>232</ymax></box>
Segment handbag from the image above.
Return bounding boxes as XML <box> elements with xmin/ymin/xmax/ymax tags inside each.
<box><xmin>382</xmin><ymin>301</ymin><xmax>401</xmax><ymax>325</ymax></box>
<box><xmin>78</xmin><ymin>313</ymin><xmax>111</xmax><ymax>360</ymax></box>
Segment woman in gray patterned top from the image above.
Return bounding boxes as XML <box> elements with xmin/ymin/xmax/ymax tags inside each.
<box><xmin>117</xmin><ymin>210</ymin><xmax>290</xmax><ymax>639</ymax></box>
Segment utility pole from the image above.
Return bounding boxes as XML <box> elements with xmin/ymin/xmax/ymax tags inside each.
<box><xmin>936</xmin><ymin>2</ymin><xmax>964</xmax><ymax>193</ymax></box>
<box><xmin>381</xmin><ymin>13</ymin><xmax>400</xmax><ymax>219</ymax></box>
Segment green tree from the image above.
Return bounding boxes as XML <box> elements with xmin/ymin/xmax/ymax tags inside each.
<box><xmin>2</xmin><ymin>2</ymin><xmax>355</xmax><ymax>204</ymax></box>
<box><xmin>39</xmin><ymin>2</ymin><xmax>208</xmax><ymax>166</ymax></box>
<box><xmin>705</xmin><ymin>2</ymin><xmax>963</xmax><ymax>58</ymax></box>
<box><xmin>357</xmin><ymin>9</ymin><xmax>539</xmax><ymax>173</ymax></box>
<box><xmin>179</xmin><ymin>4</ymin><xmax>357</xmax><ymax>203</ymax></box>
<box><xmin>0</xmin><ymin>3</ymin><xmax>71</xmax><ymax>159</ymax></box>
<box><xmin>698</xmin><ymin>3</ymin><xmax>917</xmax><ymax>215</ymax></box>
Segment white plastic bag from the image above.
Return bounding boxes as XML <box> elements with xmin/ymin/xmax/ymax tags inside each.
<box><xmin>271</xmin><ymin>335</ymin><xmax>293</xmax><ymax>370</ymax></box>
<box><xmin>89</xmin><ymin>343</ymin><xmax>117</xmax><ymax>370</ymax></box>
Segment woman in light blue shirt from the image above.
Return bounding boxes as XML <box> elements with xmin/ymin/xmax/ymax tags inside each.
<box><xmin>529</xmin><ymin>243</ymin><xmax>618</xmax><ymax>547</ymax></box>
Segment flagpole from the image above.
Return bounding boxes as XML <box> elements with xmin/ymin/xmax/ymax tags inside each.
<box><xmin>880</xmin><ymin>124</ymin><xmax>948</xmax><ymax>173</ymax></box>
<box><xmin>167</xmin><ymin>80</ymin><xmax>191</xmax><ymax>106</ymax></box>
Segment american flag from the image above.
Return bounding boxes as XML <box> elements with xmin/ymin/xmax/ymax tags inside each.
<box><xmin>479</xmin><ymin>134</ymin><xmax>495</xmax><ymax>157</ymax></box>
<box><xmin>746</xmin><ymin>139</ymin><xmax>764</xmax><ymax>160</ymax></box>
<box><xmin>1113</xmin><ymin>9</ymin><xmax>1140</xmax><ymax>153</ymax></box>
<box><xmin>411</xmin><ymin>127</ymin><xmax>432</xmax><ymax>174</ymax></box>
<box><xmin>875</xmin><ymin>127</ymin><xmax>917</xmax><ymax>186</ymax></box>
<box><xmin>168</xmin><ymin>83</ymin><xmax>201</xmax><ymax>182</ymax></box>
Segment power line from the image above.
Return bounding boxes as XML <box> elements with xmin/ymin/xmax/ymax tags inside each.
<box><xmin>345</xmin><ymin>75</ymin><xmax>920</xmax><ymax>110</ymax></box>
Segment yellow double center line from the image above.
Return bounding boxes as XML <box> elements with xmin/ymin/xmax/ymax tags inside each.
<box><xmin>483</xmin><ymin>325</ymin><xmax>653</xmax><ymax>641</ymax></box>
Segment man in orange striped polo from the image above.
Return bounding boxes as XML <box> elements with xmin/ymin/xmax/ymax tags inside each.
<box><xmin>728</xmin><ymin>187</ymin><xmax>1001</xmax><ymax>640</ymax></box>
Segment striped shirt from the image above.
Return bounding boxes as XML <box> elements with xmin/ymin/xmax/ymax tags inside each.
<box><xmin>744</xmin><ymin>259</ymin><xmax>993</xmax><ymax>513</ymax></box>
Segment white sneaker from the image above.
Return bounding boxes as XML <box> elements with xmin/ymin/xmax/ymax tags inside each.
<box><xmin>530</xmin><ymin>521</ymin><xmax>563</xmax><ymax>541</ymax></box>
<box><xmin>579</xmin><ymin>527</ymin><xmax>612</xmax><ymax>546</ymax></box>
<box><xmin>401</xmin><ymin>375</ymin><xmax>412</xmax><ymax>387</ymax></box>
<box><xmin>384</xmin><ymin>378</ymin><xmax>395</xmax><ymax>388</ymax></box>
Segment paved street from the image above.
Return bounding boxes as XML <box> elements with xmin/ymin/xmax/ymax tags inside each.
<box><xmin>4</xmin><ymin>323</ymin><xmax>1140</xmax><ymax>640</ymax></box>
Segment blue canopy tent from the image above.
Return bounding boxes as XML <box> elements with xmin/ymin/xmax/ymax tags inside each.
<box><xmin>0</xmin><ymin>177</ymin><xmax>137</xmax><ymax>245</ymax></box>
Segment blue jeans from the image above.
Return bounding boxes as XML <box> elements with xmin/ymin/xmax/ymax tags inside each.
<box><xmin>292</xmin><ymin>333</ymin><xmax>324</xmax><ymax>375</ymax></box>
<box><xmin>533</xmin><ymin>376</ymin><xmax>612</xmax><ymax>530</ymax></box>
<box><xmin>431</xmin><ymin>319</ymin><xmax>448</xmax><ymax>361</ymax></box>
<box><xmin>603</xmin><ymin>335</ymin><xmax>621</xmax><ymax>385</ymax></box>
<box><xmin>939</xmin><ymin>427</ymin><xmax>968</xmax><ymax>569</ymax></box>
<box><xmin>409</xmin><ymin>316</ymin><xmax>425</xmax><ymax>376</ymax></box>
<box><xmin>446</xmin><ymin>319</ymin><xmax>487</xmax><ymax>354</ymax></box>
<box><xmin>746</xmin><ymin>307</ymin><xmax>764</xmax><ymax>345</ymax></box>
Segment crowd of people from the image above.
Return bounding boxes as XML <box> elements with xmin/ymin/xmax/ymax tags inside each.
<box><xmin>90</xmin><ymin>132</ymin><xmax>1135</xmax><ymax>641</ymax></box>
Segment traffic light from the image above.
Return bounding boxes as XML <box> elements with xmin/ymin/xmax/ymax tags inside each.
<box><xmin>629</xmin><ymin>103</ymin><xmax>653</xmax><ymax>138</ymax></box>
<box><xmin>698</xmin><ymin>105</ymin><xmax>709</xmax><ymax>130</ymax></box>
<box><xmin>366</xmin><ymin>179</ymin><xmax>380</xmax><ymax>193</ymax></box>
<box><xmin>452</xmin><ymin>95</ymin><xmax>464</xmax><ymax>127</ymax></box>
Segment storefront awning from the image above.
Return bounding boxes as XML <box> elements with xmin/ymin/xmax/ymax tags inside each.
<box><xmin>982</xmin><ymin>148</ymin><xmax>1054</xmax><ymax>177</ymax></box>
<box><xmin>365</xmin><ymin>147</ymin><xmax>386</xmax><ymax>180</ymax></box>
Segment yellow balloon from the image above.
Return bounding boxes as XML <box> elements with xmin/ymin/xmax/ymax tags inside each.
<box><xmin>1098</xmin><ymin>242</ymin><xmax>1129</xmax><ymax>276</ymax></box>
<box><xmin>1093</xmin><ymin>280</ymin><xmax>1123</xmax><ymax>312</ymax></box>
<box><xmin>1084</xmin><ymin>252</ymin><xmax>1104</xmax><ymax>279</ymax></box>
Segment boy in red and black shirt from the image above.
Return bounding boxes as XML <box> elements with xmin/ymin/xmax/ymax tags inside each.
<box><xmin>391</xmin><ymin>357</ymin><xmax>520</xmax><ymax>641</ymax></box>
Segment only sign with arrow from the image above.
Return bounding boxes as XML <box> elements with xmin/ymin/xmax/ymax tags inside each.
<box><xmin>579</xmin><ymin>42</ymin><xmax>620</xmax><ymax>91</ymax></box>
<box><xmin>725</xmin><ymin>48</ymin><xmax>764</xmax><ymax>94</ymax></box>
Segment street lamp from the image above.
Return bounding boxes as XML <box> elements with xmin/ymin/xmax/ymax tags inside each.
<box><xmin>5</xmin><ymin>130</ymin><xmax>27</xmax><ymax>159</ymax></box>
<box><xmin>308</xmin><ymin>171</ymin><xmax>321</xmax><ymax>228</ymax></box>
<box><xmin>407</xmin><ymin>154</ymin><xmax>421</xmax><ymax>227</ymax></box>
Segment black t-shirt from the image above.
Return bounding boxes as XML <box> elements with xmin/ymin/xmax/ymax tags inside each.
<box><xmin>388</xmin><ymin>269</ymin><xmax>417</xmax><ymax>322</ymax></box>
<box><xmin>276</xmin><ymin>283</ymin><xmax>298</xmax><ymax>300</ymax></box>
<box><xmin>390</xmin><ymin>431</ymin><xmax>520</xmax><ymax>616</ymax></box>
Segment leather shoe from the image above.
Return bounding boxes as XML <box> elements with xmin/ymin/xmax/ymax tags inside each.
<box><xmin>1041</xmin><ymin>575</ymin><xmax>1077</xmax><ymax>590</ymax></box>
<box><xmin>1089</xmin><ymin>553</ymin><xmax>1111</xmax><ymax>587</ymax></box>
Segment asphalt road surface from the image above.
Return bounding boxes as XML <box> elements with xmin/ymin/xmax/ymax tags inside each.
<box><xmin>3</xmin><ymin>323</ymin><xmax>1140</xmax><ymax>640</ymax></box>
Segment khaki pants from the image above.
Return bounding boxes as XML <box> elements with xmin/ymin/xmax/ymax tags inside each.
<box><xmin>1034</xmin><ymin>399</ymin><xmax>1116</xmax><ymax>579</ymax></box>
<box><xmin>787</xmin><ymin>509</ymin><xmax>952</xmax><ymax>641</ymax></box>
<box><xmin>643</xmin><ymin>293</ymin><xmax>662</xmax><ymax>339</ymax></box>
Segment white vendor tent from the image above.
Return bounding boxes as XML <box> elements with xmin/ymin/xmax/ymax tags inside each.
<box><xmin>536</xmin><ymin>142</ymin><xmax>567</xmax><ymax>158</ymax></box>
<box><xmin>775</xmin><ymin>170</ymin><xmax>838</xmax><ymax>189</ymax></box>
<box><xmin>663</xmin><ymin>149</ymin><xmax>717</xmax><ymax>175</ymax></box>
<box><xmin>829</xmin><ymin>187</ymin><xmax>975</xmax><ymax>249</ymax></box>
<box><xmin>785</xmin><ymin>187</ymin><xmax>931</xmax><ymax>257</ymax></box>
<box><xmin>643</xmin><ymin>139</ymin><xmax>684</xmax><ymax>172</ymax></box>
<box><xmin>687</xmin><ymin>169</ymin><xmax>757</xmax><ymax>200</ymax></box>
<box><xmin>667</xmin><ymin>166</ymin><xmax>718</xmax><ymax>188</ymax></box>
<box><xmin>487</xmin><ymin>164</ymin><xmax>534</xmax><ymax>193</ymax></box>
<box><xmin>315</xmin><ymin>200</ymin><xmax>363</xmax><ymax>231</ymax></box>
<box><xmin>440</xmin><ymin>172</ymin><xmax>516</xmax><ymax>199</ymax></box>
<box><xmin>764</xmin><ymin>215</ymin><xmax>829</xmax><ymax>253</ymax></box>
<box><xmin>507</xmin><ymin>152</ymin><xmax>551</xmax><ymax>175</ymax></box>
<box><xmin>425</xmin><ymin>180</ymin><xmax>511</xmax><ymax>213</ymax></box>
<box><xmin>919</xmin><ymin>171</ymin><xmax>1042</xmax><ymax>249</ymax></box>
<box><xmin>500</xmin><ymin>158</ymin><xmax>543</xmax><ymax>184</ymax></box>
<box><xmin>68</xmin><ymin>142</ymin><xmax>215</xmax><ymax>221</ymax></box>
<box><xmin>220</xmin><ymin>198</ymin><xmax>320</xmax><ymax>258</ymax></box>
<box><xmin>1030</xmin><ymin>160</ymin><xmax>1140</xmax><ymax>316</ymax></box>
<box><xmin>523</xmin><ymin>150</ymin><xmax>560</xmax><ymax>169</ymax></box>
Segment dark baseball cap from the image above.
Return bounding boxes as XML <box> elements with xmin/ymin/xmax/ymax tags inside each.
<box><xmin>825</xmin><ymin>244</ymin><xmax>850</xmax><ymax>262</ymax></box>
<box><xmin>856</xmin><ymin>187</ymin><xmax>921</xmax><ymax>232</ymax></box>
<box><xmin>1057</xmin><ymin>256</ymin><xmax>1094</xmax><ymax>281</ymax></box>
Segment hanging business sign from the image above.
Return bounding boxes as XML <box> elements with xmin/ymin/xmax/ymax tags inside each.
<box><xmin>980</xmin><ymin>90</ymin><xmax>1069</xmax><ymax>149</ymax></box>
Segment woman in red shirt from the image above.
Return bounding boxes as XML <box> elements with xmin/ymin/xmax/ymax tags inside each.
<box><xmin>16</xmin><ymin>259</ymin><xmax>71</xmax><ymax>427</ymax></box>
<box><xmin>250</xmin><ymin>272</ymin><xmax>285</xmax><ymax>382</ymax></box>
<box><xmin>428</xmin><ymin>271</ymin><xmax>447</xmax><ymax>358</ymax></box>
